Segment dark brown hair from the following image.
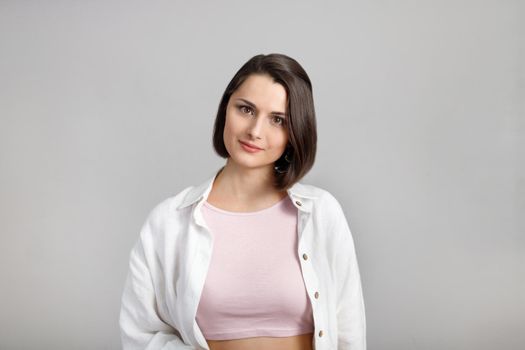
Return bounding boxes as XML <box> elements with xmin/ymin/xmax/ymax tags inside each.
<box><xmin>212</xmin><ymin>53</ymin><xmax>317</xmax><ymax>191</ymax></box>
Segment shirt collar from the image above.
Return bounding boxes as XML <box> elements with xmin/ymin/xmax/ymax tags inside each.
<box><xmin>175</xmin><ymin>168</ymin><xmax>317</xmax><ymax>213</ymax></box>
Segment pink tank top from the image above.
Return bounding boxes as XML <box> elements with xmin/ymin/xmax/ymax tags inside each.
<box><xmin>195</xmin><ymin>196</ymin><xmax>314</xmax><ymax>340</ymax></box>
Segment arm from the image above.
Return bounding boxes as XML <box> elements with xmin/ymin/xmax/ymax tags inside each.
<box><xmin>332</xmin><ymin>199</ymin><xmax>367</xmax><ymax>350</ymax></box>
<box><xmin>119</xmin><ymin>211</ymin><xmax>195</xmax><ymax>350</ymax></box>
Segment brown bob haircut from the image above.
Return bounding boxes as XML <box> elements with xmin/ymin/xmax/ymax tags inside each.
<box><xmin>212</xmin><ymin>53</ymin><xmax>317</xmax><ymax>192</ymax></box>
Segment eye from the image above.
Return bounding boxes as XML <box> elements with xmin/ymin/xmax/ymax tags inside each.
<box><xmin>238</xmin><ymin>105</ymin><xmax>254</xmax><ymax>116</ymax></box>
<box><xmin>272</xmin><ymin>116</ymin><xmax>285</xmax><ymax>126</ymax></box>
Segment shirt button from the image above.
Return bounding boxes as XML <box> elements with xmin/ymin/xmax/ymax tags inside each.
<box><xmin>314</xmin><ymin>291</ymin><xmax>319</xmax><ymax>299</ymax></box>
<box><xmin>318</xmin><ymin>330</ymin><xmax>324</xmax><ymax>337</ymax></box>
<box><xmin>295</xmin><ymin>200</ymin><xmax>302</xmax><ymax>206</ymax></box>
<box><xmin>302</xmin><ymin>253</ymin><xmax>308</xmax><ymax>260</ymax></box>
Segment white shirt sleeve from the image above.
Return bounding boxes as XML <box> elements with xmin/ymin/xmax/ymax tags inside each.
<box><xmin>332</xmin><ymin>198</ymin><xmax>367</xmax><ymax>350</ymax></box>
<box><xmin>119</xmin><ymin>212</ymin><xmax>196</xmax><ymax>350</ymax></box>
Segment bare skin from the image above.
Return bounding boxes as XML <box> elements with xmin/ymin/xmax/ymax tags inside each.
<box><xmin>206</xmin><ymin>166</ymin><xmax>288</xmax><ymax>212</ymax></box>
<box><xmin>206</xmin><ymin>333</ymin><xmax>314</xmax><ymax>350</ymax></box>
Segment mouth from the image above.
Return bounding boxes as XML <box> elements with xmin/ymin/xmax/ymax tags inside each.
<box><xmin>239</xmin><ymin>140</ymin><xmax>263</xmax><ymax>152</ymax></box>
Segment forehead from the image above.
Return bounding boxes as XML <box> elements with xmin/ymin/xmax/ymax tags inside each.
<box><xmin>232</xmin><ymin>74</ymin><xmax>287</xmax><ymax>110</ymax></box>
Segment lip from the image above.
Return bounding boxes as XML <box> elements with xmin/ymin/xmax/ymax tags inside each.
<box><xmin>239</xmin><ymin>140</ymin><xmax>263</xmax><ymax>152</ymax></box>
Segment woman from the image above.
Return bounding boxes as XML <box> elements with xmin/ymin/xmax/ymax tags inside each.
<box><xmin>119</xmin><ymin>53</ymin><xmax>366</xmax><ymax>350</ymax></box>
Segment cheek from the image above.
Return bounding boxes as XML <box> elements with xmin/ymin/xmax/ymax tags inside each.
<box><xmin>224</xmin><ymin>114</ymin><xmax>236</xmax><ymax>136</ymax></box>
<box><xmin>223</xmin><ymin>119</ymin><xmax>234</xmax><ymax>147</ymax></box>
<box><xmin>268</xmin><ymin>133</ymin><xmax>288</xmax><ymax>153</ymax></box>
<box><xmin>224</xmin><ymin>117</ymin><xmax>244</xmax><ymax>148</ymax></box>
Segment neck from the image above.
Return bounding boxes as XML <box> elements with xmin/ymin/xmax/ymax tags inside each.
<box><xmin>213</xmin><ymin>159</ymin><xmax>283</xmax><ymax>203</ymax></box>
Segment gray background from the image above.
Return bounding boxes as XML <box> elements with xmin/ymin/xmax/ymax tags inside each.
<box><xmin>0</xmin><ymin>0</ymin><xmax>523</xmax><ymax>349</ymax></box>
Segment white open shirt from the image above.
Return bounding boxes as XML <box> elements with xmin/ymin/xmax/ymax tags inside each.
<box><xmin>119</xmin><ymin>169</ymin><xmax>366</xmax><ymax>349</ymax></box>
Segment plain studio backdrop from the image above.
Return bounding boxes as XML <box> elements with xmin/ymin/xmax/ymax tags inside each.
<box><xmin>0</xmin><ymin>0</ymin><xmax>523</xmax><ymax>349</ymax></box>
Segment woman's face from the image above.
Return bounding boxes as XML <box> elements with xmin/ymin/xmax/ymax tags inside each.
<box><xmin>223</xmin><ymin>73</ymin><xmax>289</xmax><ymax>172</ymax></box>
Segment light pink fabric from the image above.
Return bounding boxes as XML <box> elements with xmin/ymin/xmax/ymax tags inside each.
<box><xmin>195</xmin><ymin>196</ymin><xmax>314</xmax><ymax>340</ymax></box>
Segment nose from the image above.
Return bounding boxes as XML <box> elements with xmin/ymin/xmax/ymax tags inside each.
<box><xmin>247</xmin><ymin>115</ymin><xmax>265</xmax><ymax>140</ymax></box>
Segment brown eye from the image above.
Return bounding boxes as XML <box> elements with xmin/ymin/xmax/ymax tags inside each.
<box><xmin>273</xmin><ymin>116</ymin><xmax>285</xmax><ymax>126</ymax></box>
<box><xmin>239</xmin><ymin>105</ymin><xmax>253</xmax><ymax>115</ymax></box>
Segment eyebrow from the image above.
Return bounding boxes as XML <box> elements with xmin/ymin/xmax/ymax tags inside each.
<box><xmin>235</xmin><ymin>98</ymin><xmax>287</xmax><ymax>118</ymax></box>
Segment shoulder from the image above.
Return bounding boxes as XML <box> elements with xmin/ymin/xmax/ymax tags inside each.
<box><xmin>295</xmin><ymin>182</ymin><xmax>347</xmax><ymax>222</ymax></box>
<box><xmin>140</xmin><ymin>185</ymin><xmax>194</xmax><ymax>231</ymax></box>
<box><xmin>301</xmin><ymin>184</ymin><xmax>357</xmax><ymax>251</ymax></box>
<box><xmin>133</xmin><ymin>185</ymin><xmax>196</xmax><ymax>253</ymax></box>
<box><xmin>296</xmin><ymin>182</ymin><xmax>344</xmax><ymax>210</ymax></box>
